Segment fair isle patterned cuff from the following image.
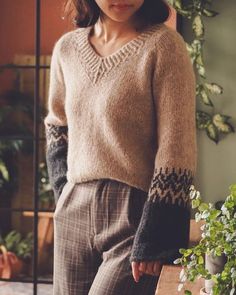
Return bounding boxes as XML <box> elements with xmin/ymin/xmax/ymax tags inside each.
<box><xmin>45</xmin><ymin>124</ymin><xmax>68</xmax><ymax>203</ymax></box>
<box><xmin>147</xmin><ymin>167</ymin><xmax>194</xmax><ymax>206</ymax></box>
<box><xmin>45</xmin><ymin>123</ymin><xmax>68</xmax><ymax>149</ymax></box>
<box><xmin>129</xmin><ymin>167</ymin><xmax>193</xmax><ymax>264</ymax></box>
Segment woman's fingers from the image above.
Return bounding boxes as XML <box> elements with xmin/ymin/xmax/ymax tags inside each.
<box><xmin>138</xmin><ymin>262</ymin><xmax>147</xmax><ymax>273</ymax></box>
<box><xmin>131</xmin><ymin>261</ymin><xmax>141</xmax><ymax>282</ymax></box>
<box><xmin>139</xmin><ymin>261</ymin><xmax>162</xmax><ymax>276</ymax></box>
<box><xmin>131</xmin><ymin>261</ymin><xmax>162</xmax><ymax>282</ymax></box>
<box><xmin>145</xmin><ymin>261</ymin><xmax>155</xmax><ymax>275</ymax></box>
<box><xmin>153</xmin><ymin>261</ymin><xmax>162</xmax><ymax>275</ymax></box>
<box><xmin>139</xmin><ymin>261</ymin><xmax>157</xmax><ymax>276</ymax></box>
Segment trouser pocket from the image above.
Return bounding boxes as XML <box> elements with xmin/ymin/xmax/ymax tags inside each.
<box><xmin>54</xmin><ymin>182</ymin><xmax>76</xmax><ymax>217</ymax></box>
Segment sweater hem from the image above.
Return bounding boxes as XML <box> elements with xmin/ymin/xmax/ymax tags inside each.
<box><xmin>66</xmin><ymin>174</ymin><xmax>150</xmax><ymax>194</ymax></box>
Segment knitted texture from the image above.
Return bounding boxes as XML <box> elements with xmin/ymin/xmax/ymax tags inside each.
<box><xmin>44</xmin><ymin>22</ymin><xmax>197</xmax><ymax>262</ymax></box>
<box><xmin>45</xmin><ymin>124</ymin><xmax>68</xmax><ymax>202</ymax></box>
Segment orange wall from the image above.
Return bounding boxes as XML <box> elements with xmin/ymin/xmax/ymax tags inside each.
<box><xmin>0</xmin><ymin>1</ymin><xmax>176</xmax><ymax>65</ymax></box>
<box><xmin>0</xmin><ymin>0</ymin><xmax>73</xmax><ymax>64</ymax></box>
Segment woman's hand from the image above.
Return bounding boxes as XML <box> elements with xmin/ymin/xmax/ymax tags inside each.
<box><xmin>131</xmin><ymin>261</ymin><xmax>162</xmax><ymax>282</ymax></box>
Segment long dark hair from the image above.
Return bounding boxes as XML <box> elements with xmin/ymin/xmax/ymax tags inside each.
<box><xmin>63</xmin><ymin>0</ymin><xmax>171</xmax><ymax>28</ymax></box>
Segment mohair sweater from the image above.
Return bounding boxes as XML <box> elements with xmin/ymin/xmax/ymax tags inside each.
<box><xmin>44</xmin><ymin>22</ymin><xmax>197</xmax><ymax>264</ymax></box>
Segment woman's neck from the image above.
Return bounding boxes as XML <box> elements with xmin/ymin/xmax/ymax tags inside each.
<box><xmin>93</xmin><ymin>14</ymin><xmax>147</xmax><ymax>44</ymax></box>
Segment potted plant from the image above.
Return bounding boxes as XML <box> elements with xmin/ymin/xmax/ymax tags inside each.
<box><xmin>0</xmin><ymin>230</ymin><xmax>33</xmax><ymax>278</ymax></box>
<box><xmin>174</xmin><ymin>184</ymin><xmax>236</xmax><ymax>295</ymax></box>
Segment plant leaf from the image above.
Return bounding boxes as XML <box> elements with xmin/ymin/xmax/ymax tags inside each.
<box><xmin>213</xmin><ymin>114</ymin><xmax>235</xmax><ymax>133</ymax></box>
<box><xmin>173</xmin><ymin>0</ymin><xmax>182</xmax><ymax>10</ymax></box>
<box><xmin>196</xmin><ymin>111</ymin><xmax>211</xmax><ymax>129</ymax></box>
<box><xmin>198</xmin><ymin>255</ymin><xmax>204</xmax><ymax>264</ymax></box>
<box><xmin>192</xmin><ymin>199</ymin><xmax>200</xmax><ymax>208</ymax></box>
<box><xmin>206</xmin><ymin>123</ymin><xmax>219</xmax><ymax>143</ymax></box>
<box><xmin>0</xmin><ymin>160</ymin><xmax>9</xmax><ymax>181</ymax></box>
<box><xmin>204</xmin><ymin>83</ymin><xmax>223</xmax><ymax>95</ymax></box>
<box><xmin>202</xmin><ymin>8</ymin><xmax>219</xmax><ymax>17</ymax></box>
<box><xmin>200</xmin><ymin>87</ymin><xmax>213</xmax><ymax>106</ymax></box>
<box><xmin>196</xmin><ymin>63</ymin><xmax>206</xmax><ymax>78</ymax></box>
<box><xmin>186</xmin><ymin>42</ymin><xmax>194</xmax><ymax>54</ymax></box>
<box><xmin>178</xmin><ymin>9</ymin><xmax>192</xmax><ymax>18</ymax></box>
<box><xmin>173</xmin><ymin>258</ymin><xmax>182</xmax><ymax>264</ymax></box>
<box><xmin>193</xmin><ymin>15</ymin><xmax>204</xmax><ymax>38</ymax></box>
<box><xmin>196</xmin><ymin>53</ymin><xmax>204</xmax><ymax>66</ymax></box>
<box><xmin>198</xmin><ymin>203</ymin><xmax>209</xmax><ymax>211</ymax></box>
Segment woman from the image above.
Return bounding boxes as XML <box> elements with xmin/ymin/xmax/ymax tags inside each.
<box><xmin>44</xmin><ymin>0</ymin><xmax>197</xmax><ymax>294</ymax></box>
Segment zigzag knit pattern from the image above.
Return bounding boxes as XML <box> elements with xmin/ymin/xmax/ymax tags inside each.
<box><xmin>147</xmin><ymin>167</ymin><xmax>194</xmax><ymax>207</ymax></box>
<box><xmin>45</xmin><ymin>123</ymin><xmax>68</xmax><ymax>148</ymax></box>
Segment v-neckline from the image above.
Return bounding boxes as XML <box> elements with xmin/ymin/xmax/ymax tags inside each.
<box><xmin>86</xmin><ymin>24</ymin><xmax>160</xmax><ymax>60</ymax></box>
<box><xmin>72</xmin><ymin>23</ymin><xmax>163</xmax><ymax>84</ymax></box>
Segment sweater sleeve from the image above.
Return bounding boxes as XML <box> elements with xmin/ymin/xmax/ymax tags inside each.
<box><xmin>44</xmin><ymin>39</ymin><xmax>68</xmax><ymax>204</ymax></box>
<box><xmin>129</xmin><ymin>29</ymin><xmax>197</xmax><ymax>264</ymax></box>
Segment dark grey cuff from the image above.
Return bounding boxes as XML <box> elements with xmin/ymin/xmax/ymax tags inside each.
<box><xmin>129</xmin><ymin>167</ymin><xmax>193</xmax><ymax>265</ymax></box>
<box><xmin>129</xmin><ymin>199</ymin><xmax>191</xmax><ymax>264</ymax></box>
<box><xmin>45</xmin><ymin>124</ymin><xmax>68</xmax><ymax>203</ymax></box>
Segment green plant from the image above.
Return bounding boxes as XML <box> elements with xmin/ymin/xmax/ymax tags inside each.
<box><xmin>167</xmin><ymin>0</ymin><xmax>235</xmax><ymax>143</ymax></box>
<box><xmin>0</xmin><ymin>89</ymin><xmax>34</xmax><ymax>194</ymax></box>
<box><xmin>0</xmin><ymin>63</ymin><xmax>46</xmax><ymax>195</ymax></box>
<box><xmin>174</xmin><ymin>184</ymin><xmax>236</xmax><ymax>295</ymax></box>
<box><xmin>0</xmin><ymin>230</ymin><xmax>34</xmax><ymax>260</ymax></box>
<box><xmin>0</xmin><ymin>140</ymin><xmax>25</xmax><ymax>193</ymax></box>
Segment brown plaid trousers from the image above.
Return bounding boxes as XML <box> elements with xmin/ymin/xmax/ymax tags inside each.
<box><xmin>53</xmin><ymin>178</ymin><xmax>159</xmax><ymax>295</ymax></box>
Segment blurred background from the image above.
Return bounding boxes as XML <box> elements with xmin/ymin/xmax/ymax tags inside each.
<box><xmin>0</xmin><ymin>0</ymin><xmax>235</xmax><ymax>294</ymax></box>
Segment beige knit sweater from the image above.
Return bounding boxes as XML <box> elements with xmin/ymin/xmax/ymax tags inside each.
<box><xmin>44</xmin><ymin>22</ymin><xmax>197</xmax><ymax>263</ymax></box>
